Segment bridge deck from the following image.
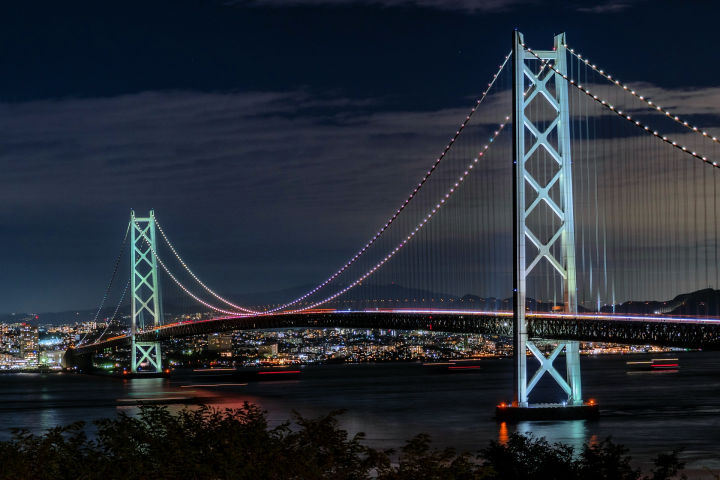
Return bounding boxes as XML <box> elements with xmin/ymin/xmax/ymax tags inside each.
<box><xmin>69</xmin><ymin>310</ymin><xmax>720</xmax><ymax>358</ymax></box>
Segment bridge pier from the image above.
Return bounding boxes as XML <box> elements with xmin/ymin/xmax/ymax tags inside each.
<box><xmin>131</xmin><ymin>341</ymin><xmax>162</xmax><ymax>373</ymax></box>
<box><xmin>505</xmin><ymin>30</ymin><xmax>595</xmax><ymax>420</ymax></box>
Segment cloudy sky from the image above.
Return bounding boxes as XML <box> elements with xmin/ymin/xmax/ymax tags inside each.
<box><xmin>1</xmin><ymin>0</ymin><xmax>718</xmax><ymax>313</ymax></box>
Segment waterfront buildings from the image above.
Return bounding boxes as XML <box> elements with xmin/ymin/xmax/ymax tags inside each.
<box><xmin>0</xmin><ymin>314</ymin><xmax>677</xmax><ymax>372</ymax></box>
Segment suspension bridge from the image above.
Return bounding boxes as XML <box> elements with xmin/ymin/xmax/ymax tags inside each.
<box><xmin>66</xmin><ymin>31</ymin><xmax>720</xmax><ymax>417</ymax></box>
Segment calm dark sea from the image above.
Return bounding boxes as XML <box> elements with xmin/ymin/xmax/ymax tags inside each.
<box><xmin>0</xmin><ymin>352</ymin><xmax>718</xmax><ymax>477</ymax></box>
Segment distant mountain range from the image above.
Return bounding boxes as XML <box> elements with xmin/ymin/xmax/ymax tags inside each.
<box><xmin>599</xmin><ymin>288</ymin><xmax>720</xmax><ymax>316</ymax></box>
<box><xmin>5</xmin><ymin>286</ymin><xmax>720</xmax><ymax>326</ymax></box>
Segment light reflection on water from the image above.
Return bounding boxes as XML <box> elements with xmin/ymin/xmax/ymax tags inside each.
<box><xmin>497</xmin><ymin>421</ymin><xmax>509</xmax><ymax>444</ymax></box>
<box><xmin>515</xmin><ymin>420</ymin><xmax>587</xmax><ymax>451</ymax></box>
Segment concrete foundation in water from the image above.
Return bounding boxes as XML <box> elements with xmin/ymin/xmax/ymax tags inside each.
<box><xmin>495</xmin><ymin>403</ymin><xmax>599</xmax><ymax>421</ymax></box>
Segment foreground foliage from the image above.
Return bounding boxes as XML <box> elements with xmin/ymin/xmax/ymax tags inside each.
<box><xmin>0</xmin><ymin>404</ymin><xmax>687</xmax><ymax>480</ymax></box>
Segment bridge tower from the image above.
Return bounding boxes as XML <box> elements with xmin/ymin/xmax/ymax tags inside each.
<box><xmin>129</xmin><ymin>210</ymin><xmax>164</xmax><ymax>374</ymax></box>
<box><xmin>511</xmin><ymin>31</ymin><xmax>584</xmax><ymax>412</ymax></box>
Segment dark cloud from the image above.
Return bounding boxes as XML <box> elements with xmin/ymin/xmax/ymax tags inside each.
<box><xmin>234</xmin><ymin>0</ymin><xmax>649</xmax><ymax>13</ymax></box>
<box><xmin>0</xmin><ymin>90</ymin><xmax>484</xmax><ymax>209</ymax></box>
<box><xmin>576</xmin><ymin>2</ymin><xmax>635</xmax><ymax>13</ymax></box>
<box><xmin>233</xmin><ymin>0</ymin><xmax>529</xmax><ymax>11</ymax></box>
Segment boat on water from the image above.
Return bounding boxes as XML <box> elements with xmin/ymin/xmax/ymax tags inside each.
<box><xmin>422</xmin><ymin>359</ymin><xmax>483</xmax><ymax>373</ymax></box>
<box><xmin>191</xmin><ymin>366</ymin><xmax>302</xmax><ymax>381</ymax></box>
<box><xmin>626</xmin><ymin>358</ymin><xmax>679</xmax><ymax>371</ymax></box>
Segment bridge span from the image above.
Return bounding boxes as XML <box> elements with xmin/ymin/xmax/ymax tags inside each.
<box><xmin>68</xmin><ymin>309</ymin><xmax>720</xmax><ymax>360</ymax></box>
<box><xmin>73</xmin><ymin>31</ymin><xmax>720</xmax><ymax>413</ymax></box>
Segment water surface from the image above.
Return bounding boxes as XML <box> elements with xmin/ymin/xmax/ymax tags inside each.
<box><xmin>0</xmin><ymin>352</ymin><xmax>718</xmax><ymax>476</ymax></box>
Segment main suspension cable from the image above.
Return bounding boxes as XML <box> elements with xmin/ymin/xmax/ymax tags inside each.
<box><xmin>150</xmin><ymin>53</ymin><xmax>513</xmax><ymax>315</ymax></box>
<box><xmin>564</xmin><ymin>42</ymin><xmax>720</xmax><ymax>146</ymax></box>
<box><xmin>523</xmin><ymin>44</ymin><xmax>719</xmax><ymax>169</ymax></box>
<box><xmin>154</xmin><ymin>217</ymin><xmax>258</xmax><ymax>313</ymax></box>
<box><xmin>148</xmin><ymin>118</ymin><xmax>508</xmax><ymax>317</ymax></box>
<box><xmin>134</xmin><ymin>220</ymin><xmax>254</xmax><ymax>317</ymax></box>
<box><xmin>263</xmin><ymin>53</ymin><xmax>513</xmax><ymax>313</ymax></box>
<box><xmin>118</xmin><ymin>73</ymin><xmax>515</xmax><ymax>317</ymax></box>
<box><xmin>287</xmin><ymin>119</ymin><xmax>509</xmax><ymax>313</ymax></box>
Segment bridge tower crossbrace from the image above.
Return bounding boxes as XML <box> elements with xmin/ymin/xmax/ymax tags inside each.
<box><xmin>130</xmin><ymin>210</ymin><xmax>164</xmax><ymax>374</ymax></box>
<box><xmin>506</xmin><ymin>31</ymin><xmax>594</xmax><ymax>419</ymax></box>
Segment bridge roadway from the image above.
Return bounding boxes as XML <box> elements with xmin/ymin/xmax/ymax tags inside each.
<box><xmin>69</xmin><ymin>309</ymin><xmax>720</xmax><ymax>358</ymax></box>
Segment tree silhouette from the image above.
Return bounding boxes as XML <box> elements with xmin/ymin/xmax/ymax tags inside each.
<box><xmin>0</xmin><ymin>404</ymin><xmax>688</xmax><ymax>480</ymax></box>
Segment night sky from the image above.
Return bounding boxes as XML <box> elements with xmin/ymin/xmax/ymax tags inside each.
<box><xmin>2</xmin><ymin>0</ymin><xmax>718</xmax><ymax>313</ymax></box>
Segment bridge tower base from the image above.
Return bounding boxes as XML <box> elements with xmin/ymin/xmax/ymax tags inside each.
<box><xmin>129</xmin><ymin>210</ymin><xmax>164</xmax><ymax>374</ymax></box>
<box><xmin>508</xmin><ymin>31</ymin><xmax>595</xmax><ymax>419</ymax></box>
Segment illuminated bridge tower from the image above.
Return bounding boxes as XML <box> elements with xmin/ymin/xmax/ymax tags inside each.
<box><xmin>508</xmin><ymin>31</ymin><xmax>589</xmax><ymax>417</ymax></box>
<box><xmin>130</xmin><ymin>210</ymin><xmax>164</xmax><ymax>374</ymax></box>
